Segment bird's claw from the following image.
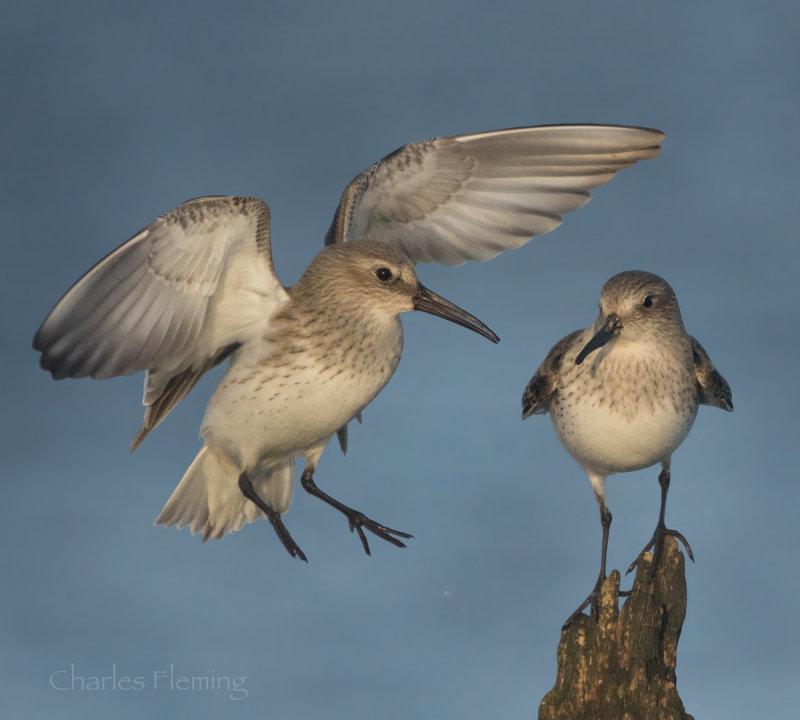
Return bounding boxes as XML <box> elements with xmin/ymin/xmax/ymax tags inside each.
<box><xmin>268</xmin><ymin>515</ymin><xmax>308</xmax><ymax>563</ymax></box>
<box><xmin>562</xmin><ymin>573</ymin><xmax>606</xmax><ymax>630</ymax></box>
<box><xmin>626</xmin><ymin>524</ymin><xmax>693</xmax><ymax>576</ymax></box>
<box><xmin>346</xmin><ymin>512</ymin><xmax>413</xmax><ymax>556</ymax></box>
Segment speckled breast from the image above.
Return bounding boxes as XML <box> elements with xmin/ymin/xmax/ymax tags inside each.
<box><xmin>550</xmin><ymin>343</ymin><xmax>699</xmax><ymax>475</ymax></box>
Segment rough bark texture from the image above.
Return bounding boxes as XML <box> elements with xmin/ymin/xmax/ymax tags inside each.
<box><xmin>539</xmin><ymin>537</ymin><xmax>694</xmax><ymax>720</ymax></box>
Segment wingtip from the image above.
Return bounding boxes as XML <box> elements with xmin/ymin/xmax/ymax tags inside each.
<box><xmin>32</xmin><ymin>331</ymin><xmax>56</xmax><ymax>376</ymax></box>
<box><xmin>522</xmin><ymin>406</ymin><xmax>532</xmax><ymax>420</ymax></box>
<box><xmin>130</xmin><ymin>425</ymin><xmax>150</xmax><ymax>453</ymax></box>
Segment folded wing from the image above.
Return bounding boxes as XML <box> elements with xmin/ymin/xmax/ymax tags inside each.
<box><xmin>33</xmin><ymin>196</ymin><xmax>289</xmax><ymax>447</ymax></box>
<box><xmin>521</xmin><ymin>329</ymin><xmax>584</xmax><ymax>419</ymax></box>
<box><xmin>691</xmin><ymin>336</ymin><xmax>733</xmax><ymax>412</ymax></box>
<box><xmin>326</xmin><ymin>124</ymin><xmax>665</xmax><ymax>265</ymax></box>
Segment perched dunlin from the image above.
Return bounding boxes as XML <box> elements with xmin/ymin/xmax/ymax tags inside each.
<box><xmin>34</xmin><ymin>124</ymin><xmax>664</xmax><ymax>560</ymax></box>
<box><xmin>522</xmin><ymin>271</ymin><xmax>732</xmax><ymax>627</ymax></box>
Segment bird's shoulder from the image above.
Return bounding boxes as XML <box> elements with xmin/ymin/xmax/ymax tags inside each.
<box><xmin>522</xmin><ymin>328</ymin><xmax>584</xmax><ymax>418</ymax></box>
<box><xmin>690</xmin><ymin>336</ymin><xmax>733</xmax><ymax>412</ymax></box>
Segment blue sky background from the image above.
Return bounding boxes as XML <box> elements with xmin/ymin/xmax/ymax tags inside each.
<box><xmin>3</xmin><ymin>1</ymin><xmax>797</xmax><ymax>717</ymax></box>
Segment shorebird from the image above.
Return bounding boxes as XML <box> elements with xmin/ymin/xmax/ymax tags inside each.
<box><xmin>522</xmin><ymin>270</ymin><xmax>732</xmax><ymax>626</ymax></box>
<box><xmin>34</xmin><ymin>124</ymin><xmax>665</xmax><ymax>561</ymax></box>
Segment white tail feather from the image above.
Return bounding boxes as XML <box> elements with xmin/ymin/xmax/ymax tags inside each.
<box><xmin>155</xmin><ymin>446</ymin><xmax>296</xmax><ymax>541</ymax></box>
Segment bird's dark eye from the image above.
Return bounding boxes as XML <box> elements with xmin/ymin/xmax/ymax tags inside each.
<box><xmin>643</xmin><ymin>295</ymin><xmax>654</xmax><ymax>308</ymax></box>
<box><xmin>375</xmin><ymin>267</ymin><xmax>393</xmax><ymax>282</ymax></box>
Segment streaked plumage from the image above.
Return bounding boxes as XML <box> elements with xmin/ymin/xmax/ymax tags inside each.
<box><xmin>34</xmin><ymin>124</ymin><xmax>665</xmax><ymax>560</ymax></box>
<box><xmin>522</xmin><ymin>270</ymin><xmax>732</xmax><ymax>626</ymax></box>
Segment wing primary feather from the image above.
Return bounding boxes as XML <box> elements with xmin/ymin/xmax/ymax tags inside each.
<box><xmin>522</xmin><ymin>329</ymin><xmax>583</xmax><ymax>419</ymax></box>
<box><xmin>34</xmin><ymin>196</ymin><xmax>289</xmax><ymax>435</ymax></box>
<box><xmin>323</xmin><ymin>123</ymin><xmax>664</xmax><ymax>266</ymax></box>
<box><xmin>131</xmin><ymin>342</ymin><xmax>241</xmax><ymax>451</ymax></box>
<box><xmin>691</xmin><ymin>337</ymin><xmax>733</xmax><ymax>412</ymax></box>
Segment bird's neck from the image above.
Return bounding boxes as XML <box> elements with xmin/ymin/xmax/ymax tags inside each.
<box><xmin>280</xmin><ymin>291</ymin><xmax>405</xmax><ymax>375</ymax></box>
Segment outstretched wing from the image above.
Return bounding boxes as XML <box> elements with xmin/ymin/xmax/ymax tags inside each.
<box><xmin>691</xmin><ymin>337</ymin><xmax>733</xmax><ymax>412</ymax></box>
<box><xmin>33</xmin><ymin>196</ymin><xmax>290</xmax><ymax>447</ymax></box>
<box><xmin>325</xmin><ymin>124</ymin><xmax>665</xmax><ymax>265</ymax></box>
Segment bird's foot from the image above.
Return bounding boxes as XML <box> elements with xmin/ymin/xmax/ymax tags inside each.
<box><xmin>267</xmin><ymin>512</ymin><xmax>308</xmax><ymax>563</ymax></box>
<box><xmin>344</xmin><ymin>510</ymin><xmax>413</xmax><ymax>556</ymax></box>
<box><xmin>562</xmin><ymin>573</ymin><xmax>606</xmax><ymax>630</ymax></box>
<box><xmin>299</xmin><ymin>468</ymin><xmax>412</xmax><ymax>556</ymax></box>
<box><xmin>238</xmin><ymin>471</ymin><xmax>308</xmax><ymax>562</ymax></box>
<box><xmin>626</xmin><ymin>522</ymin><xmax>693</xmax><ymax>577</ymax></box>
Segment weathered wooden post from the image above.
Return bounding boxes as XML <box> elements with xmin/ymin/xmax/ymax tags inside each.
<box><xmin>539</xmin><ymin>536</ymin><xmax>694</xmax><ymax>720</ymax></box>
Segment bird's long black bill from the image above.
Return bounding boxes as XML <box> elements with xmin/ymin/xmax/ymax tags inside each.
<box><xmin>413</xmin><ymin>286</ymin><xmax>499</xmax><ymax>343</ymax></box>
<box><xmin>575</xmin><ymin>314</ymin><xmax>622</xmax><ymax>365</ymax></box>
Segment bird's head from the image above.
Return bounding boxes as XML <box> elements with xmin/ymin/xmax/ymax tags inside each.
<box><xmin>297</xmin><ymin>240</ymin><xmax>498</xmax><ymax>343</ymax></box>
<box><xmin>576</xmin><ymin>270</ymin><xmax>683</xmax><ymax>365</ymax></box>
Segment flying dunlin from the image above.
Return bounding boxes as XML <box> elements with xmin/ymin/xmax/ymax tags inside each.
<box><xmin>522</xmin><ymin>270</ymin><xmax>732</xmax><ymax>626</ymax></box>
<box><xmin>34</xmin><ymin>124</ymin><xmax>664</xmax><ymax>560</ymax></box>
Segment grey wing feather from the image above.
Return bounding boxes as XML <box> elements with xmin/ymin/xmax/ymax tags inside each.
<box><xmin>522</xmin><ymin>329</ymin><xmax>583</xmax><ymax>419</ymax></box>
<box><xmin>326</xmin><ymin>124</ymin><xmax>665</xmax><ymax>266</ymax></box>
<box><xmin>691</xmin><ymin>336</ymin><xmax>733</xmax><ymax>411</ymax></box>
<box><xmin>336</xmin><ymin>411</ymin><xmax>363</xmax><ymax>455</ymax></box>
<box><xmin>130</xmin><ymin>343</ymin><xmax>240</xmax><ymax>452</ymax></box>
<box><xmin>34</xmin><ymin>196</ymin><xmax>289</xmax><ymax>447</ymax></box>
<box><xmin>336</xmin><ymin>425</ymin><xmax>348</xmax><ymax>455</ymax></box>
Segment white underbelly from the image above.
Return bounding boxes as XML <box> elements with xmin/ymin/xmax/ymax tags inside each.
<box><xmin>551</xmin><ymin>398</ymin><xmax>697</xmax><ymax>476</ymax></box>
<box><xmin>201</xmin><ymin>356</ymin><xmax>395</xmax><ymax>469</ymax></box>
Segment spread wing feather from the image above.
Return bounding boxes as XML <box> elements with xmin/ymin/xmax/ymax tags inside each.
<box><xmin>326</xmin><ymin>124</ymin><xmax>665</xmax><ymax>266</ymax></box>
<box><xmin>34</xmin><ymin>196</ymin><xmax>289</xmax><ymax>446</ymax></box>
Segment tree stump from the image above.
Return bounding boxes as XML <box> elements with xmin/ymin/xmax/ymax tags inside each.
<box><xmin>539</xmin><ymin>536</ymin><xmax>693</xmax><ymax>720</ymax></box>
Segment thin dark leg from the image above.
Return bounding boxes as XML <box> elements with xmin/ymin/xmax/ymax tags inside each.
<box><xmin>626</xmin><ymin>466</ymin><xmax>694</xmax><ymax>576</ymax></box>
<box><xmin>563</xmin><ymin>500</ymin><xmax>612</xmax><ymax>629</ymax></box>
<box><xmin>238</xmin><ymin>472</ymin><xmax>307</xmax><ymax>563</ymax></box>
<box><xmin>300</xmin><ymin>467</ymin><xmax>412</xmax><ymax>556</ymax></box>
